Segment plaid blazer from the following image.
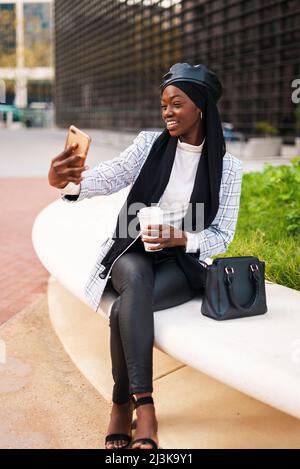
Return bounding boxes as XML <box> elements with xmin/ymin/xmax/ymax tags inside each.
<box><xmin>63</xmin><ymin>131</ymin><xmax>243</xmax><ymax>312</ymax></box>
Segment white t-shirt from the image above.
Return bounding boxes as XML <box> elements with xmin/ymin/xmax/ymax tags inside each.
<box><xmin>158</xmin><ymin>138</ymin><xmax>205</xmax><ymax>229</ymax></box>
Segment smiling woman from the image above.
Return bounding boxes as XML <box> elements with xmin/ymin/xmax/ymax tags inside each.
<box><xmin>48</xmin><ymin>62</ymin><xmax>242</xmax><ymax>449</ymax></box>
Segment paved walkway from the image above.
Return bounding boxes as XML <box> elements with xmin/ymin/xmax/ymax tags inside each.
<box><xmin>0</xmin><ymin>178</ymin><xmax>58</xmax><ymax>324</ymax></box>
<box><xmin>0</xmin><ymin>295</ymin><xmax>110</xmax><ymax>448</ymax></box>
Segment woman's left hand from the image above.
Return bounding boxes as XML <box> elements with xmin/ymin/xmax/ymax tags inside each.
<box><xmin>142</xmin><ymin>224</ymin><xmax>187</xmax><ymax>250</ymax></box>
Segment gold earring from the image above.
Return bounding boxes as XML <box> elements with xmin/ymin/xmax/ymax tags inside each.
<box><xmin>200</xmin><ymin>111</ymin><xmax>203</xmax><ymax>119</ymax></box>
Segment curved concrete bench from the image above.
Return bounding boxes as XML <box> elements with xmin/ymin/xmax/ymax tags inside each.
<box><xmin>32</xmin><ymin>191</ymin><xmax>300</xmax><ymax>447</ymax></box>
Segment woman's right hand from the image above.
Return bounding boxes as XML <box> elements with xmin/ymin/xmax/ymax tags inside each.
<box><xmin>48</xmin><ymin>143</ymin><xmax>88</xmax><ymax>189</ymax></box>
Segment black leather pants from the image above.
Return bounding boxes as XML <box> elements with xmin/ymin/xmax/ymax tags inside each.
<box><xmin>109</xmin><ymin>238</ymin><xmax>198</xmax><ymax>404</ymax></box>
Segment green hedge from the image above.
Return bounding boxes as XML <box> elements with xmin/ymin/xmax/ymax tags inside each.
<box><xmin>219</xmin><ymin>158</ymin><xmax>300</xmax><ymax>291</ymax></box>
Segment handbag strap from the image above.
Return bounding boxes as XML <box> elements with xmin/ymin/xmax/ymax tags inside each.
<box><xmin>224</xmin><ymin>264</ymin><xmax>261</xmax><ymax>313</ymax></box>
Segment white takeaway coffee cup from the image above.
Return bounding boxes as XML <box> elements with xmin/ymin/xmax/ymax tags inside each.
<box><xmin>137</xmin><ymin>206</ymin><xmax>164</xmax><ymax>252</ymax></box>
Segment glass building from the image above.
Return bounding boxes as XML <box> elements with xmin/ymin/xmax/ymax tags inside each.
<box><xmin>0</xmin><ymin>0</ymin><xmax>53</xmax><ymax>107</ymax></box>
<box><xmin>54</xmin><ymin>0</ymin><xmax>300</xmax><ymax>137</ymax></box>
<box><xmin>0</xmin><ymin>3</ymin><xmax>16</xmax><ymax>68</ymax></box>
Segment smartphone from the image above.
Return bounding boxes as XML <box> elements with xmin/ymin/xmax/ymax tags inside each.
<box><xmin>65</xmin><ymin>125</ymin><xmax>91</xmax><ymax>168</ymax></box>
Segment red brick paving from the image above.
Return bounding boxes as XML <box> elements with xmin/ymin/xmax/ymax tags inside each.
<box><xmin>0</xmin><ymin>178</ymin><xmax>59</xmax><ymax>324</ymax></box>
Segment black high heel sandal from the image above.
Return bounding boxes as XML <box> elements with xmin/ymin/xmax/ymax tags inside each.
<box><xmin>130</xmin><ymin>396</ymin><xmax>158</xmax><ymax>450</ymax></box>
<box><xmin>105</xmin><ymin>396</ymin><xmax>136</xmax><ymax>449</ymax></box>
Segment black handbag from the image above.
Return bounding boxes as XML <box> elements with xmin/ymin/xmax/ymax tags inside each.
<box><xmin>201</xmin><ymin>256</ymin><xmax>268</xmax><ymax>320</ymax></box>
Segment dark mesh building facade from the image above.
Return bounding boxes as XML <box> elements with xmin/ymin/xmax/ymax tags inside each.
<box><xmin>55</xmin><ymin>0</ymin><xmax>300</xmax><ymax>137</ymax></box>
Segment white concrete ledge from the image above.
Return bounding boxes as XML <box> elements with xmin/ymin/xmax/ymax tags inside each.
<box><xmin>32</xmin><ymin>194</ymin><xmax>300</xmax><ymax>421</ymax></box>
<box><xmin>48</xmin><ymin>277</ymin><xmax>300</xmax><ymax>448</ymax></box>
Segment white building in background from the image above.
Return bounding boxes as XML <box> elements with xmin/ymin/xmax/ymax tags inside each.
<box><xmin>0</xmin><ymin>0</ymin><xmax>53</xmax><ymax>108</ymax></box>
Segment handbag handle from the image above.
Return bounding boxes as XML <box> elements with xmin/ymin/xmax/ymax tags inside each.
<box><xmin>224</xmin><ymin>264</ymin><xmax>261</xmax><ymax>314</ymax></box>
